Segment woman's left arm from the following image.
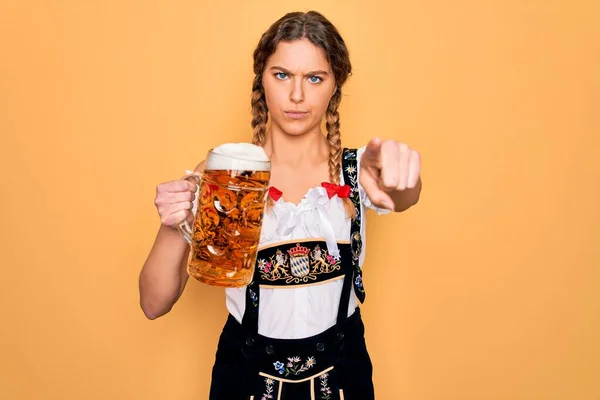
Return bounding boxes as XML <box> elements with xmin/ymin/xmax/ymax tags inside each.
<box><xmin>359</xmin><ymin>137</ymin><xmax>422</xmax><ymax>213</ymax></box>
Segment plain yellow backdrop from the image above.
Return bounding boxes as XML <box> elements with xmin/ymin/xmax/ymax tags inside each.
<box><xmin>1</xmin><ymin>0</ymin><xmax>599</xmax><ymax>399</ymax></box>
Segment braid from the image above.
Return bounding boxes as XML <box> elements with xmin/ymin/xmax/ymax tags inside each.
<box><xmin>251</xmin><ymin>75</ymin><xmax>268</xmax><ymax>146</ymax></box>
<box><xmin>326</xmin><ymin>89</ymin><xmax>356</xmax><ymax>219</ymax></box>
<box><xmin>326</xmin><ymin>91</ymin><xmax>342</xmax><ymax>185</ymax></box>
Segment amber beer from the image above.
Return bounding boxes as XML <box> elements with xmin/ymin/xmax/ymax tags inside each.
<box><xmin>178</xmin><ymin>144</ymin><xmax>271</xmax><ymax>287</ymax></box>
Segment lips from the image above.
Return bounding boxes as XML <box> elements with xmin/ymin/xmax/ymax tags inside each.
<box><xmin>284</xmin><ymin>110</ymin><xmax>308</xmax><ymax>120</ymax></box>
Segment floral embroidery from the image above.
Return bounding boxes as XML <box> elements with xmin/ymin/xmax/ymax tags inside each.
<box><xmin>261</xmin><ymin>377</ymin><xmax>274</xmax><ymax>399</ymax></box>
<box><xmin>354</xmin><ymin>274</ymin><xmax>363</xmax><ymax>289</ymax></box>
<box><xmin>259</xmin><ymin>243</ymin><xmax>342</xmax><ymax>284</ymax></box>
<box><xmin>343</xmin><ymin>153</ymin><xmax>359</xmax><ymax>196</ymax></box>
<box><xmin>354</xmin><ymin>272</ymin><xmax>365</xmax><ymax>294</ymax></box>
<box><xmin>343</xmin><ymin>148</ymin><xmax>366</xmax><ymax>303</ymax></box>
<box><xmin>343</xmin><ymin>149</ymin><xmax>356</xmax><ymax>161</ymax></box>
<box><xmin>273</xmin><ymin>361</ymin><xmax>285</xmax><ymax>374</ymax></box>
<box><xmin>319</xmin><ymin>373</ymin><xmax>332</xmax><ymax>399</ymax></box>
<box><xmin>273</xmin><ymin>356</ymin><xmax>316</xmax><ymax>377</ymax></box>
<box><xmin>257</xmin><ymin>259</ymin><xmax>273</xmax><ymax>274</ymax></box>
<box><xmin>248</xmin><ymin>285</ymin><xmax>258</xmax><ymax>308</ymax></box>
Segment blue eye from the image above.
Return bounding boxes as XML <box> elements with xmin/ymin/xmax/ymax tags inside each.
<box><xmin>275</xmin><ymin>72</ymin><xmax>287</xmax><ymax>80</ymax></box>
<box><xmin>309</xmin><ymin>76</ymin><xmax>322</xmax><ymax>83</ymax></box>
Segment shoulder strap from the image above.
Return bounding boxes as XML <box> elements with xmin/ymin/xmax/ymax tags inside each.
<box><xmin>338</xmin><ymin>148</ymin><xmax>365</xmax><ymax>332</ymax></box>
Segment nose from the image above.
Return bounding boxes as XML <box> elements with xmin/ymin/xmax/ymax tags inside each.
<box><xmin>290</xmin><ymin>78</ymin><xmax>304</xmax><ymax>104</ymax></box>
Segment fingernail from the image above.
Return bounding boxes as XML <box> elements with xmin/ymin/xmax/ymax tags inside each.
<box><xmin>384</xmin><ymin>200</ymin><xmax>395</xmax><ymax>210</ymax></box>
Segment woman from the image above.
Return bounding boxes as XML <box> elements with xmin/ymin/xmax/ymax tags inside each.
<box><xmin>139</xmin><ymin>10</ymin><xmax>421</xmax><ymax>399</ymax></box>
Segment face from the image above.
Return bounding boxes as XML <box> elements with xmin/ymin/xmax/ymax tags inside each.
<box><xmin>262</xmin><ymin>38</ymin><xmax>336</xmax><ymax>137</ymax></box>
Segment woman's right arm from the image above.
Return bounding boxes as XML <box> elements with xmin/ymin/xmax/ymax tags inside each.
<box><xmin>138</xmin><ymin>161</ymin><xmax>204</xmax><ymax>320</ymax></box>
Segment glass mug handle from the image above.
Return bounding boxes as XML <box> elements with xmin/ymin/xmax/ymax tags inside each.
<box><xmin>177</xmin><ymin>170</ymin><xmax>202</xmax><ymax>244</ymax></box>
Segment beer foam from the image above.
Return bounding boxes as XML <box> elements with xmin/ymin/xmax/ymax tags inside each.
<box><xmin>207</xmin><ymin>143</ymin><xmax>270</xmax><ymax>171</ymax></box>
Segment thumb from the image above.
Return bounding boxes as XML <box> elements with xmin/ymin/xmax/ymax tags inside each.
<box><xmin>363</xmin><ymin>137</ymin><xmax>383</xmax><ymax>167</ymax></box>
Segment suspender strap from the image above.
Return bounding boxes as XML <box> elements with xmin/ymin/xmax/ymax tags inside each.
<box><xmin>242</xmin><ymin>279</ymin><xmax>259</xmax><ymax>333</ymax></box>
<box><xmin>340</xmin><ymin>148</ymin><xmax>366</xmax><ymax>304</ymax></box>
<box><xmin>335</xmin><ymin>148</ymin><xmax>364</xmax><ymax>338</ymax></box>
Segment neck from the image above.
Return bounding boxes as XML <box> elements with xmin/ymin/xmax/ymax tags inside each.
<box><xmin>263</xmin><ymin>124</ymin><xmax>329</xmax><ymax>166</ymax></box>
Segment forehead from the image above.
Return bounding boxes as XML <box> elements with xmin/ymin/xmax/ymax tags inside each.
<box><xmin>266</xmin><ymin>38</ymin><xmax>331</xmax><ymax>72</ymax></box>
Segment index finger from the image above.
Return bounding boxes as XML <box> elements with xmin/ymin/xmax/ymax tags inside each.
<box><xmin>363</xmin><ymin>137</ymin><xmax>383</xmax><ymax>168</ymax></box>
<box><xmin>360</xmin><ymin>167</ymin><xmax>395</xmax><ymax>211</ymax></box>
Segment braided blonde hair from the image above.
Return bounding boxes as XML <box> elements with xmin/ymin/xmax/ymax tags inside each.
<box><xmin>251</xmin><ymin>74</ymin><xmax>268</xmax><ymax>147</ymax></box>
<box><xmin>325</xmin><ymin>88</ymin><xmax>356</xmax><ymax>219</ymax></box>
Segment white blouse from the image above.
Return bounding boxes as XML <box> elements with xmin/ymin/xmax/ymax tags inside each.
<box><xmin>223</xmin><ymin>146</ymin><xmax>391</xmax><ymax>339</ymax></box>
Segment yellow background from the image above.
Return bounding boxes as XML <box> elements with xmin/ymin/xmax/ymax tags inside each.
<box><xmin>1</xmin><ymin>0</ymin><xmax>598</xmax><ymax>399</ymax></box>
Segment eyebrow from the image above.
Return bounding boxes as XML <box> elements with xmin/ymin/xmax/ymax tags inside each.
<box><xmin>270</xmin><ymin>66</ymin><xmax>330</xmax><ymax>76</ymax></box>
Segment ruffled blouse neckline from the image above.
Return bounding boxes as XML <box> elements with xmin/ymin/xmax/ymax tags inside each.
<box><xmin>263</xmin><ymin>185</ymin><xmax>344</xmax><ymax>257</ymax></box>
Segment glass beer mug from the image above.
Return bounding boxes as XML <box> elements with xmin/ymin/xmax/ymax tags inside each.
<box><xmin>178</xmin><ymin>143</ymin><xmax>271</xmax><ymax>287</ymax></box>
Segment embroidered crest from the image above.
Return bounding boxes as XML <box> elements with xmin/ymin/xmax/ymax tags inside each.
<box><xmin>288</xmin><ymin>243</ymin><xmax>311</xmax><ymax>277</ymax></box>
<box><xmin>257</xmin><ymin>241</ymin><xmax>343</xmax><ymax>285</ymax></box>
<box><xmin>312</xmin><ymin>244</ymin><xmax>337</xmax><ymax>274</ymax></box>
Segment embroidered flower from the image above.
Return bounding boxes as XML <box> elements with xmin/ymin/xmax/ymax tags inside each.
<box><xmin>273</xmin><ymin>361</ymin><xmax>285</xmax><ymax>375</ymax></box>
<box><xmin>355</xmin><ymin>274</ymin><xmax>363</xmax><ymax>288</ymax></box>
<box><xmin>274</xmin><ymin>356</ymin><xmax>315</xmax><ymax>376</ymax></box>
<box><xmin>320</xmin><ymin>373</ymin><xmax>332</xmax><ymax>399</ymax></box>
<box><xmin>264</xmin><ymin>261</ymin><xmax>272</xmax><ymax>274</ymax></box>
<box><xmin>343</xmin><ymin>151</ymin><xmax>356</xmax><ymax>161</ymax></box>
<box><xmin>257</xmin><ymin>259</ymin><xmax>266</xmax><ymax>270</ymax></box>
<box><xmin>345</xmin><ymin>165</ymin><xmax>356</xmax><ymax>174</ymax></box>
<box><xmin>326</xmin><ymin>255</ymin><xmax>335</xmax><ymax>264</ymax></box>
<box><xmin>262</xmin><ymin>377</ymin><xmax>275</xmax><ymax>399</ymax></box>
<box><xmin>248</xmin><ymin>288</ymin><xmax>258</xmax><ymax>307</ymax></box>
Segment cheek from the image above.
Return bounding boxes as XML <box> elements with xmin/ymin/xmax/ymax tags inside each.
<box><xmin>263</xmin><ymin>85</ymin><xmax>286</xmax><ymax>112</ymax></box>
<box><xmin>311</xmin><ymin>90</ymin><xmax>332</xmax><ymax>117</ymax></box>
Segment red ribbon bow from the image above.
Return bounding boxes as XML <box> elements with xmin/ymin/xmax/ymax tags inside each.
<box><xmin>321</xmin><ymin>182</ymin><xmax>351</xmax><ymax>199</ymax></box>
<box><xmin>268</xmin><ymin>186</ymin><xmax>283</xmax><ymax>201</ymax></box>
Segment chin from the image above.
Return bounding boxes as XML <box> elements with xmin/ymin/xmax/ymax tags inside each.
<box><xmin>283</xmin><ymin>126</ymin><xmax>311</xmax><ymax>136</ymax></box>
<box><xmin>275</xmin><ymin>120</ymin><xmax>319</xmax><ymax>137</ymax></box>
